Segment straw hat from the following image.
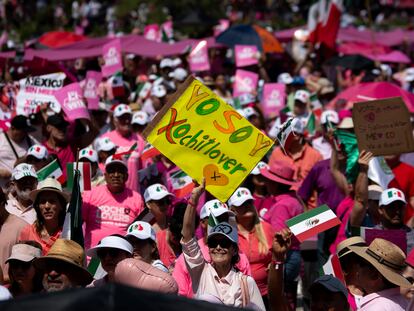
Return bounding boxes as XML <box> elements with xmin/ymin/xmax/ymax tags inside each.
<box><xmin>29</xmin><ymin>177</ymin><xmax>70</xmax><ymax>203</ymax></box>
<box><xmin>336</xmin><ymin>236</ymin><xmax>367</xmax><ymax>258</ymax></box>
<box><xmin>349</xmin><ymin>238</ymin><xmax>411</xmax><ymax>288</ymax></box>
<box><xmin>34</xmin><ymin>239</ymin><xmax>92</xmax><ymax>286</ymax></box>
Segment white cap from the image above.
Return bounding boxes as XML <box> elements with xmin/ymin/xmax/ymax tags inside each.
<box><xmin>160</xmin><ymin>58</ymin><xmax>173</xmax><ymax>69</ymax></box>
<box><xmin>337</xmin><ymin>117</ymin><xmax>354</xmax><ymax>129</ymax></box>
<box><xmin>79</xmin><ymin>147</ymin><xmax>98</xmax><ymax>163</ymax></box>
<box><xmin>277</xmin><ymin>73</ymin><xmax>293</xmax><ymax>84</ymax></box>
<box><xmin>321</xmin><ymin>110</ymin><xmax>339</xmax><ymax>125</ymax></box>
<box><xmin>95</xmin><ymin>137</ymin><xmax>117</xmax><ymax>152</ymax></box>
<box><xmin>105</xmin><ymin>155</ymin><xmax>127</xmax><ymax>171</ymax></box>
<box><xmin>169</xmin><ymin>68</ymin><xmax>188</xmax><ymax>82</ymax></box>
<box><xmin>86</xmin><ymin>235</ymin><xmax>133</xmax><ymax>258</ymax></box>
<box><xmin>228</xmin><ymin>187</ymin><xmax>254</xmax><ymax>207</ymax></box>
<box><xmin>6</xmin><ymin>244</ymin><xmax>41</xmax><ymax>263</ymax></box>
<box><xmin>207</xmin><ymin>221</ymin><xmax>238</xmax><ymax>244</ymax></box>
<box><xmin>12</xmin><ymin>163</ymin><xmax>37</xmax><ymax>180</ymax></box>
<box><xmin>151</xmin><ymin>84</ymin><xmax>167</xmax><ymax>98</ymax></box>
<box><xmin>126</xmin><ymin>221</ymin><xmax>156</xmax><ymax>242</ymax></box>
<box><xmin>250</xmin><ymin>161</ymin><xmax>268</xmax><ymax>175</ymax></box>
<box><xmin>368</xmin><ymin>184</ymin><xmax>383</xmax><ymax>201</ymax></box>
<box><xmin>200</xmin><ymin>199</ymin><xmax>233</xmax><ymax>219</ymax></box>
<box><xmin>294</xmin><ymin>90</ymin><xmax>310</xmax><ymax>104</ymax></box>
<box><xmin>144</xmin><ymin>183</ymin><xmax>174</xmax><ymax>203</ymax></box>
<box><xmin>242</xmin><ymin>107</ymin><xmax>258</xmax><ymax>119</ymax></box>
<box><xmin>113</xmin><ymin>104</ymin><xmax>132</xmax><ymax>118</ymax></box>
<box><xmin>132</xmin><ymin>111</ymin><xmax>149</xmax><ymax>126</ymax></box>
<box><xmin>27</xmin><ymin>144</ymin><xmax>48</xmax><ymax>160</ymax></box>
<box><xmin>379</xmin><ymin>188</ymin><xmax>407</xmax><ymax>206</ymax></box>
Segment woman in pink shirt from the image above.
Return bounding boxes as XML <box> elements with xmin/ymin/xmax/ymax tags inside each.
<box><xmin>228</xmin><ymin>187</ymin><xmax>274</xmax><ymax>306</ymax></box>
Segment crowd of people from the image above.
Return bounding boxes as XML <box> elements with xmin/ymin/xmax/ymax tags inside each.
<box><xmin>1</xmin><ymin>2</ymin><xmax>414</xmax><ymax>311</ymax></box>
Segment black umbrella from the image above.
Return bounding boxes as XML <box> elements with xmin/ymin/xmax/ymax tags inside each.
<box><xmin>0</xmin><ymin>283</ymin><xmax>240</xmax><ymax>311</ymax></box>
<box><xmin>325</xmin><ymin>54</ymin><xmax>375</xmax><ymax>70</ymax></box>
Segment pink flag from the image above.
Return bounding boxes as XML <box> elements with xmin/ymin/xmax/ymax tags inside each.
<box><xmin>235</xmin><ymin>45</ymin><xmax>259</xmax><ymax>67</ymax></box>
<box><xmin>161</xmin><ymin>21</ymin><xmax>173</xmax><ymax>40</ymax></box>
<box><xmin>144</xmin><ymin>24</ymin><xmax>160</xmax><ymax>42</ymax></box>
<box><xmin>101</xmin><ymin>39</ymin><xmax>123</xmax><ymax>77</ymax></box>
<box><xmin>55</xmin><ymin>83</ymin><xmax>90</xmax><ymax>121</ymax></box>
<box><xmin>214</xmin><ymin>19</ymin><xmax>230</xmax><ymax>36</ymax></box>
<box><xmin>233</xmin><ymin>69</ymin><xmax>258</xmax><ymax>97</ymax></box>
<box><xmin>261</xmin><ymin>83</ymin><xmax>286</xmax><ymax>116</ymax></box>
<box><xmin>83</xmin><ymin>71</ymin><xmax>102</xmax><ymax>110</ymax></box>
<box><xmin>188</xmin><ymin>40</ymin><xmax>210</xmax><ymax>72</ymax></box>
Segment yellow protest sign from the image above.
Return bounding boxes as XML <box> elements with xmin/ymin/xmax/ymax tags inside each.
<box><xmin>143</xmin><ymin>76</ymin><xmax>273</xmax><ymax>202</ymax></box>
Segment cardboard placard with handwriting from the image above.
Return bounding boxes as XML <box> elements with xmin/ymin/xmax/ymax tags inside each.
<box><xmin>352</xmin><ymin>97</ymin><xmax>414</xmax><ymax>156</ymax></box>
<box><xmin>143</xmin><ymin>75</ymin><xmax>274</xmax><ymax>202</ymax></box>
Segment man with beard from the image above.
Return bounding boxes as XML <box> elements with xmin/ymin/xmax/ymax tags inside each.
<box><xmin>6</xmin><ymin>163</ymin><xmax>38</xmax><ymax>224</ymax></box>
<box><xmin>82</xmin><ymin>156</ymin><xmax>144</xmax><ymax>250</ymax></box>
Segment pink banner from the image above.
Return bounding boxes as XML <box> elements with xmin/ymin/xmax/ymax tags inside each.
<box><xmin>233</xmin><ymin>69</ymin><xmax>258</xmax><ymax>97</ymax></box>
<box><xmin>101</xmin><ymin>39</ymin><xmax>123</xmax><ymax>77</ymax></box>
<box><xmin>83</xmin><ymin>71</ymin><xmax>102</xmax><ymax>110</ymax></box>
<box><xmin>188</xmin><ymin>40</ymin><xmax>210</xmax><ymax>72</ymax></box>
<box><xmin>144</xmin><ymin>24</ymin><xmax>160</xmax><ymax>42</ymax></box>
<box><xmin>214</xmin><ymin>19</ymin><xmax>230</xmax><ymax>36</ymax></box>
<box><xmin>55</xmin><ymin>83</ymin><xmax>90</xmax><ymax>120</ymax></box>
<box><xmin>261</xmin><ymin>83</ymin><xmax>286</xmax><ymax>116</ymax></box>
<box><xmin>235</xmin><ymin>45</ymin><xmax>259</xmax><ymax>68</ymax></box>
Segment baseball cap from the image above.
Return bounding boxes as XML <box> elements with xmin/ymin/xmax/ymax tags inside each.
<box><xmin>6</xmin><ymin>243</ymin><xmax>42</xmax><ymax>263</ymax></box>
<box><xmin>277</xmin><ymin>73</ymin><xmax>293</xmax><ymax>85</ymax></box>
<box><xmin>294</xmin><ymin>90</ymin><xmax>310</xmax><ymax>104</ymax></box>
<box><xmin>95</xmin><ymin>137</ymin><xmax>117</xmax><ymax>152</ymax></box>
<box><xmin>310</xmin><ymin>275</ymin><xmax>348</xmax><ymax>300</ymax></box>
<box><xmin>207</xmin><ymin>221</ymin><xmax>238</xmax><ymax>244</ymax></box>
<box><xmin>105</xmin><ymin>155</ymin><xmax>127</xmax><ymax>171</ymax></box>
<box><xmin>79</xmin><ymin>147</ymin><xmax>98</xmax><ymax>163</ymax></box>
<box><xmin>132</xmin><ymin>111</ymin><xmax>149</xmax><ymax>126</ymax></box>
<box><xmin>27</xmin><ymin>144</ymin><xmax>48</xmax><ymax>160</ymax></box>
<box><xmin>12</xmin><ymin>163</ymin><xmax>37</xmax><ymax>181</ymax></box>
<box><xmin>144</xmin><ymin>183</ymin><xmax>174</xmax><ymax>203</ymax></box>
<box><xmin>113</xmin><ymin>104</ymin><xmax>132</xmax><ymax>118</ymax></box>
<box><xmin>46</xmin><ymin>114</ymin><xmax>70</xmax><ymax>129</ymax></box>
<box><xmin>151</xmin><ymin>84</ymin><xmax>167</xmax><ymax>98</ymax></box>
<box><xmin>169</xmin><ymin>68</ymin><xmax>188</xmax><ymax>82</ymax></box>
<box><xmin>11</xmin><ymin>115</ymin><xmax>36</xmax><ymax>132</ymax></box>
<box><xmin>250</xmin><ymin>161</ymin><xmax>268</xmax><ymax>175</ymax></box>
<box><xmin>200</xmin><ymin>199</ymin><xmax>233</xmax><ymax>220</ymax></box>
<box><xmin>126</xmin><ymin>221</ymin><xmax>156</xmax><ymax>242</ymax></box>
<box><xmin>368</xmin><ymin>184</ymin><xmax>383</xmax><ymax>201</ymax></box>
<box><xmin>86</xmin><ymin>235</ymin><xmax>133</xmax><ymax>258</ymax></box>
<box><xmin>228</xmin><ymin>187</ymin><xmax>254</xmax><ymax>207</ymax></box>
<box><xmin>160</xmin><ymin>58</ymin><xmax>173</xmax><ymax>69</ymax></box>
<box><xmin>321</xmin><ymin>110</ymin><xmax>339</xmax><ymax>125</ymax></box>
<box><xmin>379</xmin><ymin>188</ymin><xmax>407</xmax><ymax>206</ymax></box>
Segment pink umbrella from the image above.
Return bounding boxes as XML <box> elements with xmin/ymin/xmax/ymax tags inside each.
<box><xmin>327</xmin><ymin>82</ymin><xmax>414</xmax><ymax>112</ymax></box>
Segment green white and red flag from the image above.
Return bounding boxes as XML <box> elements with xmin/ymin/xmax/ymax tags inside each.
<box><xmin>170</xmin><ymin>170</ymin><xmax>194</xmax><ymax>198</ymax></box>
<box><xmin>141</xmin><ymin>143</ymin><xmax>160</xmax><ymax>161</ymax></box>
<box><xmin>322</xmin><ymin>254</ymin><xmax>345</xmax><ymax>284</ymax></box>
<box><xmin>286</xmin><ymin>204</ymin><xmax>340</xmax><ymax>242</ymax></box>
<box><xmin>66</xmin><ymin>162</ymin><xmax>91</xmax><ymax>192</ymax></box>
<box><xmin>37</xmin><ymin>158</ymin><xmax>65</xmax><ymax>184</ymax></box>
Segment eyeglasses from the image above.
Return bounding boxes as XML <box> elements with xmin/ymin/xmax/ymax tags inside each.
<box><xmin>207</xmin><ymin>237</ymin><xmax>233</xmax><ymax>249</ymax></box>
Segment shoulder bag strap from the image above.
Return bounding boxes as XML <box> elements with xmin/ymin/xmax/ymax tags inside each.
<box><xmin>4</xmin><ymin>132</ymin><xmax>19</xmax><ymax>159</ymax></box>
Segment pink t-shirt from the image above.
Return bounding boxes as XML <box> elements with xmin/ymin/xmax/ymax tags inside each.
<box><xmin>156</xmin><ymin>229</ymin><xmax>179</xmax><ymax>270</ymax></box>
<box><xmin>329</xmin><ymin>196</ymin><xmax>354</xmax><ymax>254</ymax></box>
<box><xmin>102</xmin><ymin>129</ymin><xmax>145</xmax><ymax>151</ymax></box>
<box><xmin>82</xmin><ymin>185</ymin><xmax>144</xmax><ymax>249</ymax></box>
<box><xmin>172</xmin><ymin>238</ymin><xmax>252</xmax><ymax>298</ymax></box>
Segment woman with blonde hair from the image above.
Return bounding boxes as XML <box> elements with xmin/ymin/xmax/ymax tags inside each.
<box><xmin>228</xmin><ymin>187</ymin><xmax>274</xmax><ymax>307</ymax></box>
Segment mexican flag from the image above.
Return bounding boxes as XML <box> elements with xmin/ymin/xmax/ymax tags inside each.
<box><xmin>113</xmin><ymin>142</ymin><xmax>137</xmax><ymax>160</ymax></box>
<box><xmin>310</xmin><ymin>93</ymin><xmax>322</xmax><ymax>117</ymax></box>
<box><xmin>37</xmin><ymin>158</ymin><xmax>65</xmax><ymax>184</ymax></box>
<box><xmin>335</xmin><ymin>130</ymin><xmax>359</xmax><ymax>184</ymax></box>
<box><xmin>66</xmin><ymin>162</ymin><xmax>91</xmax><ymax>192</ymax></box>
<box><xmin>368</xmin><ymin>157</ymin><xmax>394</xmax><ymax>190</ymax></box>
<box><xmin>170</xmin><ymin>170</ymin><xmax>194</xmax><ymax>198</ymax></box>
<box><xmin>305</xmin><ymin>113</ymin><xmax>316</xmax><ymax>137</ymax></box>
<box><xmin>286</xmin><ymin>204</ymin><xmax>341</xmax><ymax>242</ymax></box>
<box><xmin>322</xmin><ymin>254</ymin><xmax>345</xmax><ymax>284</ymax></box>
<box><xmin>141</xmin><ymin>143</ymin><xmax>160</xmax><ymax>161</ymax></box>
<box><xmin>87</xmin><ymin>257</ymin><xmax>106</xmax><ymax>280</ymax></box>
<box><xmin>109</xmin><ymin>72</ymin><xmax>124</xmax><ymax>98</ymax></box>
<box><xmin>207</xmin><ymin>210</ymin><xmax>219</xmax><ymax>235</ymax></box>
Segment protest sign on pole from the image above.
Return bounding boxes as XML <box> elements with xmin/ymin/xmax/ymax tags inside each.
<box><xmin>352</xmin><ymin>97</ymin><xmax>414</xmax><ymax>156</ymax></box>
<box><xmin>16</xmin><ymin>72</ymin><xmax>66</xmax><ymax>115</ymax></box>
<box><xmin>83</xmin><ymin>71</ymin><xmax>102</xmax><ymax>110</ymax></box>
<box><xmin>233</xmin><ymin>69</ymin><xmax>258</xmax><ymax>98</ymax></box>
<box><xmin>235</xmin><ymin>45</ymin><xmax>259</xmax><ymax>68</ymax></box>
<box><xmin>55</xmin><ymin>82</ymin><xmax>90</xmax><ymax>120</ymax></box>
<box><xmin>101</xmin><ymin>39</ymin><xmax>123</xmax><ymax>77</ymax></box>
<box><xmin>143</xmin><ymin>76</ymin><xmax>273</xmax><ymax>202</ymax></box>
<box><xmin>261</xmin><ymin>83</ymin><xmax>286</xmax><ymax>117</ymax></box>
<box><xmin>188</xmin><ymin>40</ymin><xmax>210</xmax><ymax>72</ymax></box>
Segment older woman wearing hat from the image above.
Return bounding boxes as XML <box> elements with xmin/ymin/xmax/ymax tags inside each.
<box><xmin>181</xmin><ymin>180</ymin><xmax>265</xmax><ymax>310</ymax></box>
<box><xmin>19</xmin><ymin>178</ymin><xmax>70</xmax><ymax>255</ymax></box>
<box><xmin>260</xmin><ymin>160</ymin><xmax>303</xmax><ymax>309</ymax></box>
<box><xmin>6</xmin><ymin>241</ymin><xmax>43</xmax><ymax>297</ymax></box>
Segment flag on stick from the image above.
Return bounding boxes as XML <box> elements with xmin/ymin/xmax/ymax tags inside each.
<box><xmin>67</xmin><ymin>162</ymin><xmax>91</xmax><ymax>192</ymax></box>
<box><xmin>170</xmin><ymin>170</ymin><xmax>194</xmax><ymax>198</ymax></box>
<box><xmin>37</xmin><ymin>158</ymin><xmax>65</xmax><ymax>184</ymax></box>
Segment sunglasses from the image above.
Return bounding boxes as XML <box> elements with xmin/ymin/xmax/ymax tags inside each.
<box><xmin>207</xmin><ymin>237</ymin><xmax>233</xmax><ymax>249</ymax></box>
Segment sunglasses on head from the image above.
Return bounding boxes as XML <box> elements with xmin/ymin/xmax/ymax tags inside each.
<box><xmin>208</xmin><ymin>236</ymin><xmax>233</xmax><ymax>249</ymax></box>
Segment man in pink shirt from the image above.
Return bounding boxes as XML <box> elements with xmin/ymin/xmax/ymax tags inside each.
<box><xmin>82</xmin><ymin>156</ymin><xmax>144</xmax><ymax>250</ymax></box>
<box><xmin>172</xmin><ymin>199</ymin><xmax>251</xmax><ymax>298</ymax></box>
